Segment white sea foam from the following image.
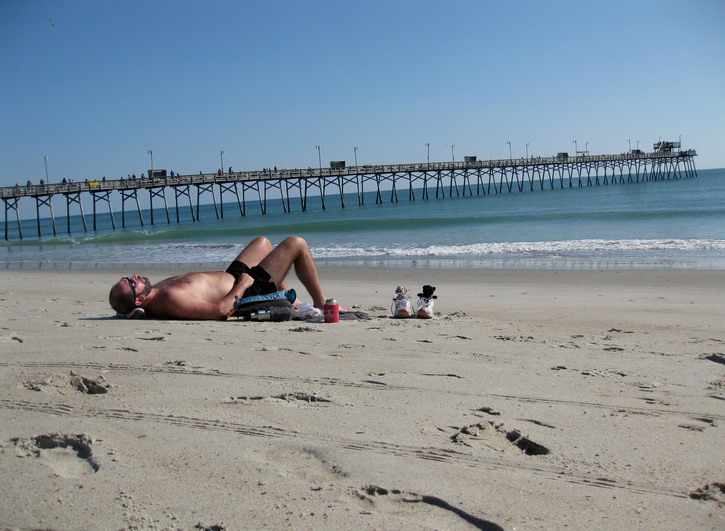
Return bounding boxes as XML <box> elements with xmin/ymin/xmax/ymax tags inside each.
<box><xmin>310</xmin><ymin>239</ymin><xmax>725</xmax><ymax>258</ymax></box>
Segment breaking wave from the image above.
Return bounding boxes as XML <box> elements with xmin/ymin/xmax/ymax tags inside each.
<box><xmin>310</xmin><ymin>239</ymin><xmax>725</xmax><ymax>259</ymax></box>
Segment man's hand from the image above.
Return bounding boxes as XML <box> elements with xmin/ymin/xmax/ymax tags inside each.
<box><xmin>234</xmin><ymin>272</ymin><xmax>254</xmax><ymax>298</ymax></box>
<box><xmin>228</xmin><ymin>273</ymin><xmax>255</xmax><ymax>318</ymax></box>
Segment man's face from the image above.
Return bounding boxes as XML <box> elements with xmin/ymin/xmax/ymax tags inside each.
<box><xmin>118</xmin><ymin>275</ymin><xmax>152</xmax><ymax>303</ymax></box>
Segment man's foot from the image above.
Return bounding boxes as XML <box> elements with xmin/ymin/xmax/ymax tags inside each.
<box><xmin>391</xmin><ymin>285</ymin><xmax>413</xmax><ymax>318</ymax></box>
<box><xmin>416</xmin><ymin>285</ymin><xmax>437</xmax><ymax>319</ymax></box>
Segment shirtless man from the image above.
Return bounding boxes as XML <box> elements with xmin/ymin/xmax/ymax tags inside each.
<box><xmin>109</xmin><ymin>236</ymin><xmax>329</xmax><ymax>320</ymax></box>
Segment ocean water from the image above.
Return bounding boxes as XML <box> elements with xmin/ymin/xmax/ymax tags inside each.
<box><xmin>2</xmin><ymin>167</ymin><xmax>724</xmax><ymax>271</ymax></box>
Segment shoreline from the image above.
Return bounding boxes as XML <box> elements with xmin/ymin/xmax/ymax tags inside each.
<box><xmin>2</xmin><ymin>253</ymin><xmax>725</xmax><ymax>272</ymax></box>
<box><xmin>4</xmin><ymin>263</ymin><xmax>724</xmax><ymax>286</ymax></box>
<box><xmin>1</xmin><ymin>267</ymin><xmax>723</xmax><ymax>529</ymax></box>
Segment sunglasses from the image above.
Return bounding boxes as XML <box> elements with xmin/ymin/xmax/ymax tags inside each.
<box><xmin>124</xmin><ymin>277</ymin><xmax>137</xmax><ymax>301</ymax></box>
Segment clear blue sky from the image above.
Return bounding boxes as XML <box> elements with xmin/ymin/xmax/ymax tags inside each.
<box><xmin>1</xmin><ymin>0</ymin><xmax>724</xmax><ymax>187</ymax></box>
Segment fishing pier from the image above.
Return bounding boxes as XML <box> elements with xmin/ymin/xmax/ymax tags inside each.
<box><xmin>2</xmin><ymin>144</ymin><xmax>697</xmax><ymax>240</ymax></box>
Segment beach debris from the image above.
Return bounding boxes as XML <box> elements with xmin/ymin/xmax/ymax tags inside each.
<box><xmin>451</xmin><ymin>423</ymin><xmax>494</xmax><ymax>445</ymax></box>
<box><xmin>689</xmin><ymin>482</ymin><xmax>725</xmax><ymax>506</ymax></box>
<box><xmin>580</xmin><ymin>368</ymin><xmax>627</xmax><ymax>378</ymax></box>
<box><xmin>519</xmin><ymin>418</ymin><xmax>556</xmax><ymax>429</ymax></box>
<box><xmin>694</xmin><ymin>417</ymin><xmax>717</xmax><ymax>426</ymax></box>
<box><xmin>678</xmin><ymin>423</ymin><xmax>706</xmax><ymax>432</ymax></box>
<box><xmin>362</xmin><ymin>485</ymin><xmax>391</xmax><ymax>496</ymax></box>
<box><xmin>494</xmin><ymin>334</ymin><xmax>535</xmax><ymax>342</ymax></box>
<box><xmin>227</xmin><ymin>395</ymin><xmax>265</xmax><ymax>403</ymax></box>
<box><xmin>272</xmin><ymin>392</ymin><xmax>332</xmax><ymax>403</ymax></box>
<box><xmin>608</xmin><ymin>328</ymin><xmax>634</xmax><ymax>334</ymax></box>
<box><xmin>0</xmin><ymin>333</ymin><xmax>24</xmax><ymax>343</ymax></box>
<box><xmin>195</xmin><ymin>523</ymin><xmax>226</xmax><ymax>531</ymax></box>
<box><xmin>69</xmin><ymin>372</ymin><xmax>110</xmax><ymax>394</ymax></box>
<box><xmin>558</xmin><ymin>341</ymin><xmax>581</xmax><ymax>349</ymax></box>
<box><xmin>289</xmin><ymin>326</ymin><xmax>321</xmax><ymax>333</ymax></box>
<box><xmin>227</xmin><ymin>393</ymin><xmax>332</xmax><ymax>404</ymax></box>
<box><xmin>24</xmin><ymin>372</ymin><xmax>111</xmax><ymax>395</ymax></box>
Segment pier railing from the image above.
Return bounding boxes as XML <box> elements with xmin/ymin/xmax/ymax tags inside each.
<box><xmin>2</xmin><ymin>149</ymin><xmax>697</xmax><ymax>240</ymax></box>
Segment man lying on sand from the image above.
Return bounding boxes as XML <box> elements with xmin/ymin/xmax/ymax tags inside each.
<box><xmin>109</xmin><ymin>236</ymin><xmax>336</xmax><ymax>320</ymax></box>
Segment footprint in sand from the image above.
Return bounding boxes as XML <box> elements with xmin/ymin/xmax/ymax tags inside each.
<box><xmin>706</xmin><ymin>379</ymin><xmax>725</xmax><ymax>400</ymax></box>
<box><xmin>702</xmin><ymin>353</ymin><xmax>725</xmax><ymax>365</ymax></box>
<box><xmin>4</xmin><ymin>433</ymin><xmax>100</xmax><ymax>478</ymax></box>
<box><xmin>356</xmin><ymin>485</ymin><xmax>504</xmax><ymax>530</ymax></box>
<box><xmin>451</xmin><ymin>420</ymin><xmax>550</xmax><ymax>455</ymax></box>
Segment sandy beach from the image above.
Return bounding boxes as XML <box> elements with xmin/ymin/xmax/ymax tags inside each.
<box><xmin>1</xmin><ymin>267</ymin><xmax>723</xmax><ymax>530</ymax></box>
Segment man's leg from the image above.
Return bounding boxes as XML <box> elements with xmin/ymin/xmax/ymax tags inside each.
<box><xmin>232</xmin><ymin>236</ymin><xmax>273</xmax><ymax>266</ymax></box>
<box><xmin>232</xmin><ymin>236</ymin><xmax>293</xmax><ymax>293</ymax></box>
<box><xmin>258</xmin><ymin>236</ymin><xmax>326</xmax><ymax>308</ymax></box>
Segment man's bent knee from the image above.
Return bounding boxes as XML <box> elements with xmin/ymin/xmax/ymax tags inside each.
<box><xmin>280</xmin><ymin>235</ymin><xmax>308</xmax><ymax>250</ymax></box>
<box><xmin>249</xmin><ymin>236</ymin><xmax>272</xmax><ymax>250</ymax></box>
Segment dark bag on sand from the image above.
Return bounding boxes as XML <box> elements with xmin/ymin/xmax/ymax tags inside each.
<box><xmin>232</xmin><ymin>289</ymin><xmax>296</xmax><ymax>322</ymax></box>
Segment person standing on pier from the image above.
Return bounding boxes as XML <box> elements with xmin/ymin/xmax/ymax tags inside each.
<box><xmin>109</xmin><ymin>236</ymin><xmax>336</xmax><ymax>320</ymax></box>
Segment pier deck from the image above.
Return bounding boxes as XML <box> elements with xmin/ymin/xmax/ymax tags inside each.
<box><xmin>2</xmin><ymin>149</ymin><xmax>697</xmax><ymax>240</ymax></box>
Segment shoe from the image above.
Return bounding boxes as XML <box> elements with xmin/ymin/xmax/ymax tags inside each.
<box><xmin>391</xmin><ymin>285</ymin><xmax>413</xmax><ymax>318</ymax></box>
<box><xmin>416</xmin><ymin>285</ymin><xmax>437</xmax><ymax>319</ymax></box>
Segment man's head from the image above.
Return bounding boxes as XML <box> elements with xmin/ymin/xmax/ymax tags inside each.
<box><xmin>109</xmin><ymin>275</ymin><xmax>151</xmax><ymax>315</ymax></box>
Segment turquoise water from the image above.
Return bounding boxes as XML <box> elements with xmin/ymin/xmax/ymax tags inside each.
<box><xmin>2</xmin><ymin>168</ymin><xmax>724</xmax><ymax>270</ymax></box>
